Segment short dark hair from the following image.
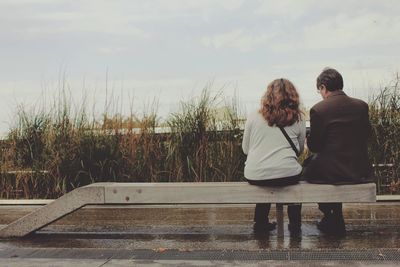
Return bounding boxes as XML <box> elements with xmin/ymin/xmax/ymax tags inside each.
<box><xmin>316</xmin><ymin>68</ymin><xmax>343</xmax><ymax>91</ymax></box>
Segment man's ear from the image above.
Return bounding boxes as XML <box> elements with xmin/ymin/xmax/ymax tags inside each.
<box><xmin>320</xmin><ymin>84</ymin><xmax>331</xmax><ymax>99</ymax></box>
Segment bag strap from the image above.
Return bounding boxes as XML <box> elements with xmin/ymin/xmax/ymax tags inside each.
<box><xmin>279</xmin><ymin>127</ymin><xmax>300</xmax><ymax>157</ymax></box>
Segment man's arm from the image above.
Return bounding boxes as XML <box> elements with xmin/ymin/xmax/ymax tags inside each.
<box><xmin>298</xmin><ymin>119</ymin><xmax>306</xmax><ymax>154</ymax></box>
<box><xmin>307</xmin><ymin>108</ymin><xmax>325</xmax><ymax>153</ymax></box>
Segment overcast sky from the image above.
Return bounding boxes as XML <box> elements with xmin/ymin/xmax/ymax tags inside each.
<box><xmin>1</xmin><ymin>0</ymin><xmax>400</xmax><ymax>136</ymax></box>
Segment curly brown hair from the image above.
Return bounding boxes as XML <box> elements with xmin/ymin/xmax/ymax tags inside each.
<box><xmin>259</xmin><ymin>78</ymin><xmax>302</xmax><ymax>127</ymax></box>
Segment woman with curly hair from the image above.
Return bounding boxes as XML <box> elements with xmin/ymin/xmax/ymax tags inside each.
<box><xmin>242</xmin><ymin>78</ymin><xmax>306</xmax><ymax>234</ymax></box>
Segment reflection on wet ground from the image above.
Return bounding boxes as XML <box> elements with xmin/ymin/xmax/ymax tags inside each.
<box><xmin>1</xmin><ymin>203</ymin><xmax>400</xmax><ymax>251</ymax></box>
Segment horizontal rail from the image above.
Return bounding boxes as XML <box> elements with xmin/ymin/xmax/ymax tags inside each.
<box><xmin>0</xmin><ymin>195</ymin><xmax>396</xmax><ymax>206</ymax></box>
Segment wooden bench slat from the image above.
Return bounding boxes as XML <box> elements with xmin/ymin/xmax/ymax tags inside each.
<box><xmin>100</xmin><ymin>182</ymin><xmax>376</xmax><ymax>204</ymax></box>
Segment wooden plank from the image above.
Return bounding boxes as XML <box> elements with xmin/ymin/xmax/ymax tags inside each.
<box><xmin>0</xmin><ymin>199</ymin><xmax>53</xmax><ymax>205</ymax></box>
<box><xmin>2</xmin><ymin>190</ymin><xmax>392</xmax><ymax>207</ymax></box>
<box><xmin>376</xmin><ymin>195</ymin><xmax>400</xmax><ymax>201</ymax></box>
<box><xmin>103</xmin><ymin>182</ymin><xmax>376</xmax><ymax>204</ymax></box>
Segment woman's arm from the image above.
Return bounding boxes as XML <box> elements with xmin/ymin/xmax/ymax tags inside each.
<box><xmin>242</xmin><ymin>115</ymin><xmax>252</xmax><ymax>155</ymax></box>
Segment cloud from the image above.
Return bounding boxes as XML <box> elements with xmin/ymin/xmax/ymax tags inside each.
<box><xmin>255</xmin><ymin>0</ymin><xmax>400</xmax><ymax>19</ymax></box>
<box><xmin>271</xmin><ymin>12</ymin><xmax>400</xmax><ymax>52</ymax></box>
<box><xmin>1</xmin><ymin>8</ymin><xmax>151</xmax><ymax>39</ymax></box>
<box><xmin>96</xmin><ymin>46</ymin><xmax>128</xmax><ymax>54</ymax></box>
<box><xmin>0</xmin><ymin>0</ymin><xmax>244</xmax><ymax>40</ymax></box>
<box><xmin>0</xmin><ymin>0</ymin><xmax>54</xmax><ymax>5</ymax></box>
<box><xmin>145</xmin><ymin>0</ymin><xmax>244</xmax><ymax>12</ymax></box>
<box><xmin>200</xmin><ymin>1</ymin><xmax>400</xmax><ymax>53</ymax></box>
<box><xmin>308</xmin><ymin>13</ymin><xmax>400</xmax><ymax>47</ymax></box>
<box><xmin>255</xmin><ymin>0</ymin><xmax>319</xmax><ymax>19</ymax></box>
<box><xmin>0</xmin><ymin>1</ymin><xmax>173</xmax><ymax>40</ymax></box>
<box><xmin>201</xmin><ymin>29</ymin><xmax>273</xmax><ymax>52</ymax></box>
<box><xmin>1</xmin><ymin>0</ymin><xmax>399</xmax><ymax>135</ymax></box>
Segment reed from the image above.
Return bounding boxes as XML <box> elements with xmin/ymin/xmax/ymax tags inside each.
<box><xmin>368</xmin><ymin>74</ymin><xmax>400</xmax><ymax>194</ymax></box>
<box><xmin>0</xmin><ymin>86</ymin><xmax>245</xmax><ymax>198</ymax></box>
<box><xmin>1</xmin><ymin>78</ymin><xmax>399</xmax><ymax>198</ymax></box>
<box><xmin>166</xmin><ymin>88</ymin><xmax>245</xmax><ymax>182</ymax></box>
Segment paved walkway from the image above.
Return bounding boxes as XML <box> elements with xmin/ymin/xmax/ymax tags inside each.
<box><xmin>1</xmin><ymin>203</ymin><xmax>400</xmax><ymax>266</ymax></box>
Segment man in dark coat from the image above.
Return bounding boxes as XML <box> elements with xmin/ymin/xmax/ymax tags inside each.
<box><xmin>303</xmin><ymin>68</ymin><xmax>373</xmax><ymax>234</ymax></box>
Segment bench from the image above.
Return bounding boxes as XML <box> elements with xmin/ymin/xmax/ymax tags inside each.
<box><xmin>0</xmin><ymin>182</ymin><xmax>376</xmax><ymax>238</ymax></box>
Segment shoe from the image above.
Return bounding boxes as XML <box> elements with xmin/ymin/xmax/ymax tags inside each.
<box><xmin>253</xmin><ymin>222</ymin><xmax>276</xmax><ymax>233</ymax></box>
<box><xmin>316</xmin><ymin>216</ymin><xmax>331</xmax><ymax>232</ymax></box>
<box><xmin>332</xmin><ymin>216</ymin><xmax>346</xmax><ymax>236</ymax></box>
<box><xmin>317</xmin><ymin>216</ymin><xmax>346</xmax><ymax>236</ymax></box>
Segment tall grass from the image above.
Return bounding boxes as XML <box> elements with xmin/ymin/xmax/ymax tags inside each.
<box><xmin>166</xmin><ymin>89</ymin><xmax>244</xmax><ymax>182</ymax></box>
<box><xmin>368</xmin><ymin>74</ymin><xmax>400</xmax><ymax>194</ymax></box>
<box><xmin>1</xmin><ymin>78</ymin><xmax>399</xmax><ymax>198</ymax></box>
<box><xmin>0</xmin><ymin>86</ymin><xmax>245</xmax><ymax>198</ymax></box>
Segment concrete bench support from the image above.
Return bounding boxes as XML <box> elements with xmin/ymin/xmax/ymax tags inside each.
<box><xmin>0</xmin><ymin>182</ymin><xmax>376</xmax><ymax>238</ymax></box>
<box><xmin>0</xmin><ymin>186</ymin><xmax>104</xmax><ymax>238</ymax></box>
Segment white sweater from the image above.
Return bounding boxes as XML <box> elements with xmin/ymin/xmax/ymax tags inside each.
<box><xmin>242</xmin><ymin>111</ymin><xmax>306</xmax><ymax>180</ymax></box>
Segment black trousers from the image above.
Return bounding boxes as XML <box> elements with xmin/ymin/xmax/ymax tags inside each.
<box><xmin>246</xmin><ymin>175</ymin><xmax>301</xmax><ymax>224</ymax></box>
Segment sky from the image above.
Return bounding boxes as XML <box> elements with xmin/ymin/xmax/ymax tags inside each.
<box><xmin>1</xmin><ymin>0</ymin><xmax>400</xmax><ymax>136</ymax></box>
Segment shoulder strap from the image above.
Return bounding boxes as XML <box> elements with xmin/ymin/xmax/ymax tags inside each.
<box><xmin>279</xmin><ymin>127</ymin><xmax>300</xmax><ymax>157</ymax></box>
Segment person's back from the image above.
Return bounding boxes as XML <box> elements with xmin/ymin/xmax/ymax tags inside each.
<box><xmin>243</xmin><ymin>111</ymin><xmax>304</xmax><ymax>180</ymax></box>
<box><xmin>305</xmin><ymin>90</ymin><xmax>372</xmax><ymax>184</ymax></box>
<box><xmin>303</xmin><ymin>68</ymin><xmax>373</xmax><ymax>235</ymax></box>
<box><xmin>242</xmin><ymin>78</ymin><xmax>306</xmax><ymax>234</ymax></box>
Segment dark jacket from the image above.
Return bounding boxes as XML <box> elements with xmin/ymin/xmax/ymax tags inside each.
<box><xmin>303</xmin><ymin>90</ymin><xmax>373</xmax><ymax>184</ymax></box>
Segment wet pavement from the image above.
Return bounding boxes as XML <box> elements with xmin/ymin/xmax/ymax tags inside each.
<box><xmin>0</xmin><ymin>203</ymin><xmax>400</xmax><ymax>266</ymax></box>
